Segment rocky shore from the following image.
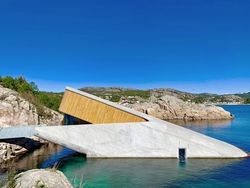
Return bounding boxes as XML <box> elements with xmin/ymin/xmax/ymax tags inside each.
<box><xmin>0</xmin><ymin>86</ymin><xmax>63</xmax><ymax>163</ymax></box>
<box><xmin>0</xmin><ymin>85</ymin><xmax>63</xmax><ymax>126</ymax></box>
<box><xmin>0</xmin><ymin>137</ymin><xmax>46</xmax><ymax>165</ymax></box>
<box><xmin>3</xmin><ymin>169</ymin><xmax>73</xmax><ymax>188</ymax></box>
<box><xmin>81</xmin><ymin>87</ymin><xmax>234</xmax><ymax>121</ymax></box>
<box><xmin>119</xmin><ymin>93</ymin><xmax>233</xmax><ymax>121</ymax></box>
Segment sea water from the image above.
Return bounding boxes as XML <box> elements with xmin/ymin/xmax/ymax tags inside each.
<box><xmin>59</xmin><ymin>105</ymin><xmax>250</xmax><ymax>188</ymax></box>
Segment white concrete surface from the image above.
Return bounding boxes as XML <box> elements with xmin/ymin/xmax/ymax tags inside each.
<box><xmin>0</xmin><ymin>125</ymin><xmax>39</xmax><ymax>139</ymax></box>
<box><xmin>35</xmin><ymin>119</ymin><xmax>247</xmax><ymax>158</ymax></box>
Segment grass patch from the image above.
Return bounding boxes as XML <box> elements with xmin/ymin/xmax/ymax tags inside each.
<box><xmin>5</xmin><ymin>170</ymin><xmax>18</xmax><ymax>188</ymax></box>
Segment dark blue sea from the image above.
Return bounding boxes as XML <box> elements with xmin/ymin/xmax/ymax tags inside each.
<box><xmin>58</xmin><ymin>105</ymin><xmax>250</xmax><ymax>188</ymax></box>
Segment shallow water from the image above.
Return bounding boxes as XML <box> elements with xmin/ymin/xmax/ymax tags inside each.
<box><xmin>59</xmin><ymin>105</ymin><xmax>250</xmax><ymax>187</ymax></box>
<box><xmin>60</xmin><ymin>158</ymin><xmax>250</xmax><ymax>188</ymax></box>
<box><xmin>0</xmin><ymin>143</ymin><xmax>64</xmax><ymax>183</ymax></box>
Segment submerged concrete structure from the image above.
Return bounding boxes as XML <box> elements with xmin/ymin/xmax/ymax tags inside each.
<box><xmin>35</xmin><ymin>87</ymin><xmax>247</xmax><ymax>158</ymax></box>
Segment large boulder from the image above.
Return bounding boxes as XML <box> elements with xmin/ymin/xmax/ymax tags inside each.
<box><xmin>0</xmin><ymin>138</ymin><xmax>43</xmax><ymax>163</ymax></box>
<box><xmin>4</xmin><ymin>169</ymin><xmax>73</xmax><ymax>188</ymax></box>
<box><xmin>0</xmin><ymin>85</ymin><xmax>63</xmax><ymax>126</ymax></box>
<box><xmin>120</xmin><ymin>95</ymin><xmax>233</xmax><ymax>120</ymax></box>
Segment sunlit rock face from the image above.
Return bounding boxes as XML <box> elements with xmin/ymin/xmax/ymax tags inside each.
<box><xmin>4</xmin><ymin>169</ymin><xmax>72</xmax><ymax>188</ymax></box>
<box><xmin>0</xmin><ymin>85</ymin><xmax>63</xmax><ymax>126</ymax></box>
<box><xmin>0</xmin><ymin>85</ymin><xmax>63</xmax><ymax>163</ymax></box>
<box><xmin>120</xmin><ymin>95</ymin><xmax>233</xmax><ymax>121</ymax></box>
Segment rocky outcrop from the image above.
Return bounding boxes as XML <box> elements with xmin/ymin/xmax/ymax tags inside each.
<box><xmin>0</xmin><ymin>85</ymin><xmax>63</xmax><ymax>163</ymax></box>
<box><xmin>0</xmin><ymin>142</ymin><xmax>29</xmax><ymax>163</ymax></box>
<box><xmin>4</xmin><ymin>169</ymin><xmax>72</xmax><ymax>188</ymax></box>
<box><xmin>0</xmin><ymin>138</ymin><xmax>44</xmax><ymax>164</ymax></box>
<box><xmin>120</xmin><ymin>95</ymin><xmax>233</xmax><ymax>121</ymax></box>
<box><xmin>0</xmin><ymin>85</ymin><xmax>63</xmax><ymax>127</ymax></box>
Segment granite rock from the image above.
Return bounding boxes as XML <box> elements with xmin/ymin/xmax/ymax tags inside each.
<box><xmin>4</xmin><ymin>169</ymin><xmax>73</xmax><ymax>188</ymax></box>
<box><xmin>120</xmin><ymin>94</ymin><xmax>233</xmax><ymax>120</ymax></box>
<box><xmin>0</xmin><ymin>85</ymin><xmax>63</xmax><ymax>163</ymax></box>
<box><xmin>0</xmin><ymin>85</ymin><xmax>63</xmax><ymax>126</ymax></box>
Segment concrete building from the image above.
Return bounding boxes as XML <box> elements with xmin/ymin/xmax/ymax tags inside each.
<box><xmin>35</xmin><ymin>87</ymin><xmax>247</xmax><ymax>158</ymax></box>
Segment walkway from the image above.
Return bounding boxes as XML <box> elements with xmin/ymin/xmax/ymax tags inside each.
<box><xmin>0</xmin><ymin>126</ymin><xmax>38</xmax><ymax>139</ymax></box>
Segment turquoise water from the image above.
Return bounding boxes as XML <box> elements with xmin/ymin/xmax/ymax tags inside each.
<box><xmin>58</xmin><ymin>105</ymin><xmax>250</xmax><ymax>188</ymax></box>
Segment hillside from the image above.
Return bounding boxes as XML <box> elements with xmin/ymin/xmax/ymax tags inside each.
<box><xmin>0</xmin><ymin>85</ymin><xmax>63</xmax><ymax>126</ymax></box>
<box><xmin>80</xmin><ymin>87</ymin><xmax>249</xmax><ymax>104</ymax></box>
<box><xmin>0</xmin><ymin>76</ymin><xmax>63</xmax><ymax>114</ymax></box>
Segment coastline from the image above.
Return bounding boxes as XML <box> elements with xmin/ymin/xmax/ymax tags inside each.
<box><xmin>212</xmin><ymin>103</ymin><xmax>250</xmax><ymax>106</ymax></box>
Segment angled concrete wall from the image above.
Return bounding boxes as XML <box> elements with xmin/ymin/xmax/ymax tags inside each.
<box><xmin>35</xmin><ymin>120</ymin><xmax>247</xmax><ymax>158</ymax></box>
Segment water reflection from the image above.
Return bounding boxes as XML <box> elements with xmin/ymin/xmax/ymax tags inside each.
<box><xmin>0</xmin><ymin>143</ymin><xmax>63</xmax><ymax>172</ymax></box>
<box><xmin>40</xmin><ymin>147</ymin><xmax>82</xmax><ymax>168</ymax></box>
<box><xmin>59</xmin><ymin>158</ymin><xmax>245</xmax><ymax>188</ymax></box>
<box><xmin>169</xmin><ymin>119</ymin><xmax>232</xmax><ymax>129</ymax></box>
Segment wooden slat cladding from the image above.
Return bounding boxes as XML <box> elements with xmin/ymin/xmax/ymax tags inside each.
<box><xmin>59</xmin><ymin>90</ymin><xmax>146</xmax><ymax>124</ymax></box>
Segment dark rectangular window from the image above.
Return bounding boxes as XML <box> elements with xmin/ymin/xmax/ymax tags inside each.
<box><xmin>64</xmin><ymin>114</ymin><xmax>91</xmax><ymax>125</ymax></box>
<box><xmin>179</xmin><ymin>148</ymin><xmax>186</xmax><ymax>162</ymax></box>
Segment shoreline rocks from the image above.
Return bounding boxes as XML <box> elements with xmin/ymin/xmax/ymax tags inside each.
<box><xmin>0</xmin><ymin>85</ymin><xmax>63</xmax><ymax>126</ymax></box>
<box><xmin>0</xmin><ymin>85</ymin><xmax>63</xmax><ymax>163</ymax></box>
<box><xmin>0</xmin><ymin>137</ymin><xmax>44</xmax><ymax>163</ymax></box>
<box><xmin>120</xmin><ymin>95</ymin><xmax>233</xmax><ymax>121</ymax></box>
<box><xmin>4</xmin><ymin>169</ymin><xmax>73</xmax><ymax>188</ymax></box>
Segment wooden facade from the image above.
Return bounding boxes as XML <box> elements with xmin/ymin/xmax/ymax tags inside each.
<box><xmin>59</xmin><ymin>90</ymin><xmax>146</xmax><ymax>124</ymax></box>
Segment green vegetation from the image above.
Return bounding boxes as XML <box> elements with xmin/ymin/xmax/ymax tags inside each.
<box><xmin>209</xmin><ymin>96</ymin><xmax>223</xmax><ymax>103</ymax></box>
<box><xmin>236</xmin><ymin>92</ymin><xmax>250</xmax><ymax>99</ymax></box>
<box><xmin>0</xmin><ymin>76</ymin><xmax>62</xmax><ymax>116</ymax></box>
<box><xmin>81</xmin><ymin>87</ymin><xmax>150</xmax><ymax>102</ymax></box>
<box><xmin>192</xmin><ymin>96</ymin><xmax>206</xmax><ymax>104</ymax></box>
<box><xmin>36</xmin><ymin>92</ymin><xmax>62</xmax><ymax>112</ymax></box>
<box><xmin>109</xmin><ymin>94</ymin><xmax>121</xmax><ymax>102</ymax></box>
<box><xmin>0</xmin><ymin>76</ymin><xmax>38</xmax><ymax>94</ymax></box>
<box><xmin>236</xmin><ymin>93</ymin><xmax>250</xmax><ymax>104</ymax></box>
<box><xmin>5</xmin><ymin>170</ymin><xmax>18</xmax><ymax>188</ymax></box>
<box><xmin>109</xmin><ymin>90</ymin><xmax>150</xmax><ymax>102</ymax></box>
<box><xmin>244</xmin><ymin>98</ymin><xmax>250</xmax><ymax>104</ymax></box>
<box><xmin>121</xmin><ymin>90</ymin><xmax>150</xmax><ymax>99</ymax></box>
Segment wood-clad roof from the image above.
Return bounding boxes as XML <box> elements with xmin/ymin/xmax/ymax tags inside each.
<box><xmin>59</xmin><ymin>88</ymin><xmax>146</xmax><ymax>124</ymax></box>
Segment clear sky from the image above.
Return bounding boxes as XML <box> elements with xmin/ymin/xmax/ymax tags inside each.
<box><xmin>0</xmin><ymin>0</ymin><xmax>249</xmax><ymax>94</ymax></box>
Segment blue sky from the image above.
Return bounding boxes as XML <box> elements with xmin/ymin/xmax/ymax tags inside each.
<box><xmin>0</xmin><ymin>0</ymin><xmax>249</xmax><ymax>93</ymax></box>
